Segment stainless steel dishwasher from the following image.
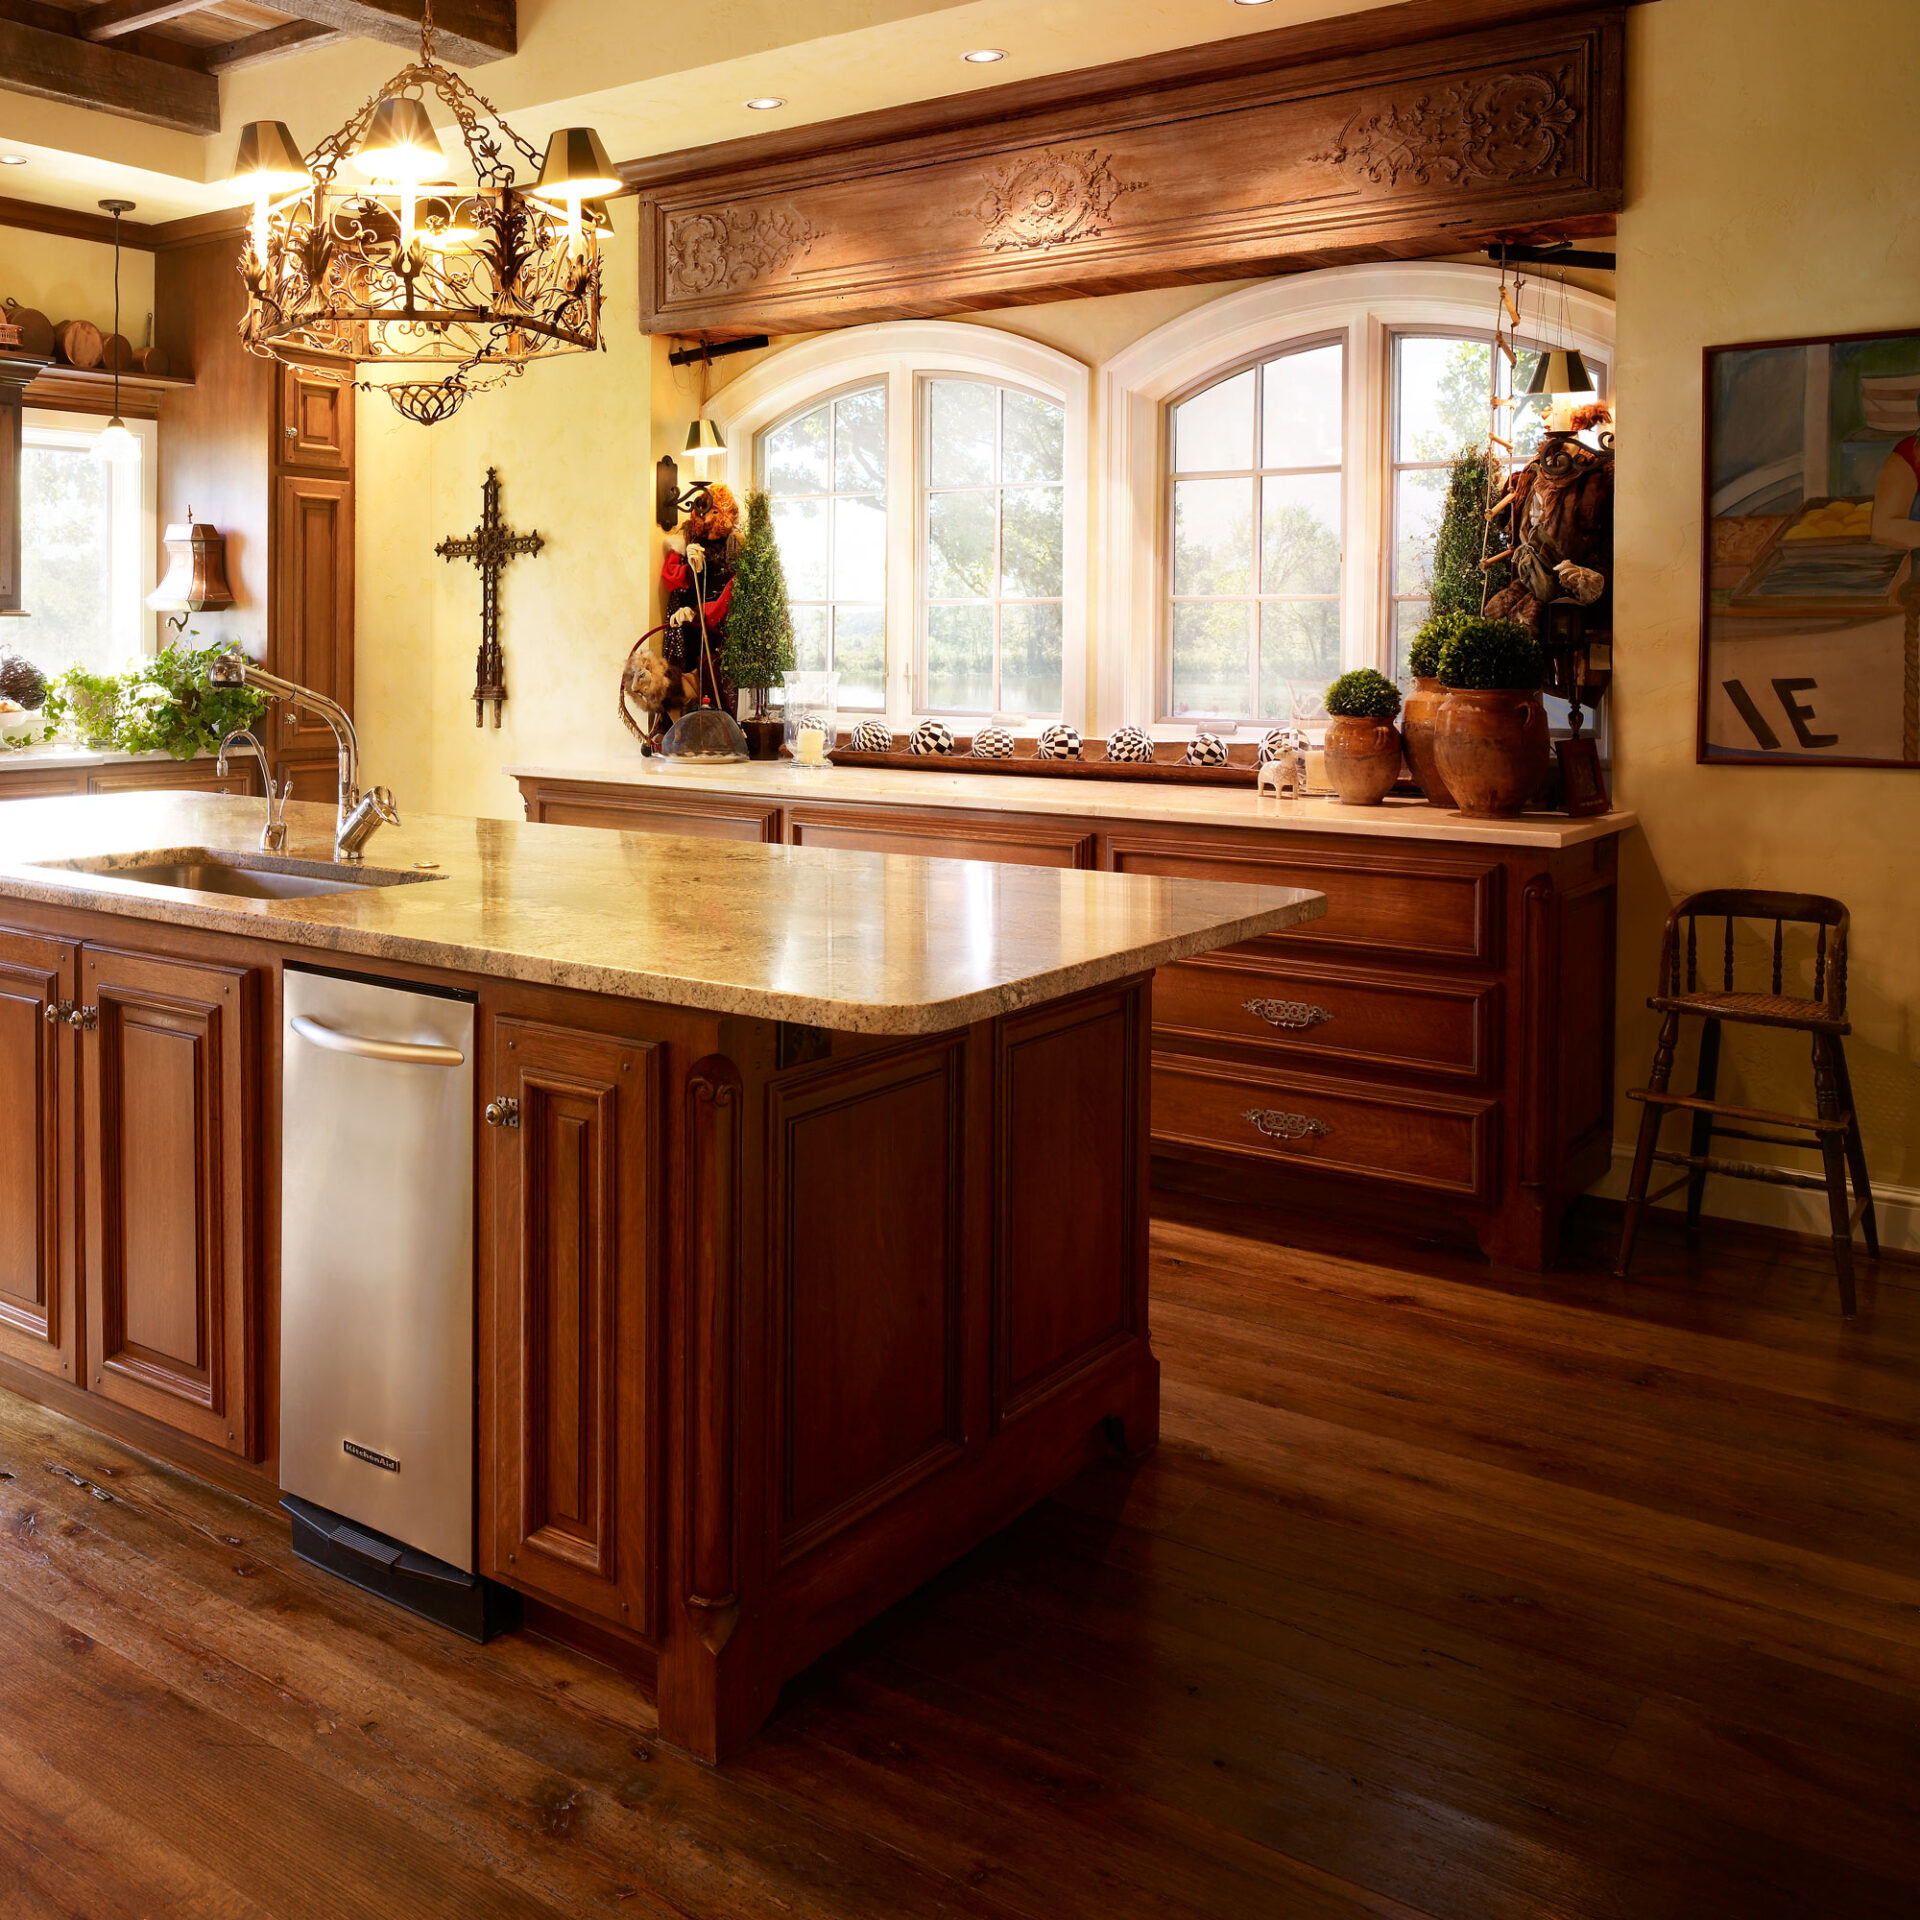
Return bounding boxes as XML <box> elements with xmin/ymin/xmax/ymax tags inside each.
<box><xmin>280</xmin><ymin>965</ymin><xmax>510</xmax><ymax>1638</ymax></box>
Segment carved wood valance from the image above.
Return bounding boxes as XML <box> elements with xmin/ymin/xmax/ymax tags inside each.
<box><xmin>625</xmin><ymin>1</ymin><xmax>1625</xmax><ymax>335</ymax></box>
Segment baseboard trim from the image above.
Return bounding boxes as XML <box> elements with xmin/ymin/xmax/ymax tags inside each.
<box><xmin>1588</xmin><ymin>1147</ymin><xmax>1920</xmax><ymax>1255</ymax></box>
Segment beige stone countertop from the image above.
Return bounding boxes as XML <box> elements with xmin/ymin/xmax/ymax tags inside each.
<box><xmin>507</xmin><ymin>758</ymin><xmax>1638</xmax><ymax>849</ymax></box>
<box><xmin>0</xmin><ymin>791</ymin><xmax>1325</xmax><ymax>1035</ymax></box>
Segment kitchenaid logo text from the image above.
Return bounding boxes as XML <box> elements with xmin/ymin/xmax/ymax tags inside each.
<box><xmin>342</xmin><ymin>1441</ymin><xmax>401</xmax><ymax>1473</ymax></box>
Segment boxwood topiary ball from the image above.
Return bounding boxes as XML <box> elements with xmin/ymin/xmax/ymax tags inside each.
<box><xmin>1035</xmin><ymin>722</ymin><xmax>1081</xmax><ymax>759</ymax></box>
<box><xmin>849</xmin><ymin>720</ymin><xmax>894</xmax><ymax>752</ymax></box>
<box><xmin>971</xmin><ymin>725</ymin><xmax>1015</xmax><ymax>758</ymax></box>
<box><xmin>1182</xmin><ymin>731</ymin><xmax>1229</xmax><ymax>766</ymax></box>
<box><xmin>909</xmin><ymin>719</ymin><xmax>955</xmax><ymax>755</ymax></box>
<box><xmin>1105</xmin><ymin>725</ymin><xmax>1154</xmax><ymax>763</ymax></box>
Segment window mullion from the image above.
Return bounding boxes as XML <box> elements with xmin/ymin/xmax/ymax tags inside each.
<box><xmin>890</xmin><ymin>365</ymin><xmax>918</xmax><ymax>726</ymax></box>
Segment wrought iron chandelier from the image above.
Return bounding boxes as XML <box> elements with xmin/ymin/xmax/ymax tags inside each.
<box><xmin>230</xmin><ymin>1</ymin><xmax>620</xmax><ymax>424</ymax></box>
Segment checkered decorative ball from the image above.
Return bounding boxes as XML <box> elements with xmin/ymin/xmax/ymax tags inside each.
<box><xmin>1258</xmin><ymin>729</ymin><xmax>1292</xmax><ymax>765</ymax></box>
<box><xmin>972</xmin><ymin>726</ymin><xmax>1016</xmax><ymax>758</ymax></box>
<box><xmin>1105</xmin><ymin>725</ymin><xmax>1155</xmax><ymax>764</ymax></box>
<box><xmin>1183</xmin><ymin>731</ymin><xmax>1229</xmax><ymax>767</ymax></box>
<box><xmin>909</xmin><ymin>720</ymin><xmax>955</xmax><ymax>756</ymax></box>
<box><xmin>1035</xmin><ymin>723</ymin><xmax>1082</xmax><ymax>759</ymax></box>
<box><xmin>849</xmin><ymin>720</ymin><xmax>894</xmax><ymax>753</ymax></box>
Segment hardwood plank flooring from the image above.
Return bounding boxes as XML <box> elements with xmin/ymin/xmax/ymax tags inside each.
<box><xmin>2</xmin><ymin>1196</ymin><xmax>1916</xmax><ymax>1918</ymax></box>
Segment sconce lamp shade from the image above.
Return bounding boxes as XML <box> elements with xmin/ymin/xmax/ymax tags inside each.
<box><xmin>149</xmin><ymin>519</ymin><xmax>235</xmax><ymax>615</ymax></box>
<box><xmin>530</xmin><ymin>127</ymin><xmax>621</xmax><ymax>205</ymax></box>
<box><xmin>683</xmin><ymin>417</ymin><xmax>726</xmax><ymax>468</ymax></box>
<box><xmin>231</xmin><ymin>119</ymin><xmax>311</xmax><ymax>194</ymax></box>
<box><xmin>1524</xmin><ymin>347</ymin><xmax>1597</xmax><ymax>398</ymax></box>
<box><xmin>351</xmin><ymin>96</ymin><xmax>444</xmax><ymax>183</ymax></box>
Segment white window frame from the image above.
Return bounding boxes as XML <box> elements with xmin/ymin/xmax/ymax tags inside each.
<box><xmin>1099</xmin><ymin>263</ymin><xmax>1614</xmax><ymax>735</ymax></box>
<box><xmin>712</xmin><ymin>321</ymin><xmax>1091</xmax><ymax>732</ymax></box>
<box><xmin>21</xmin><ymin>408</ymin><xmax>160</xmax><ymax>670</ymax></box>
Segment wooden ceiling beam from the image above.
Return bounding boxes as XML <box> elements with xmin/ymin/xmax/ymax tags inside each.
<box><xmin>0</xmin><ymin>12</ymin><xmax>218</xmax><ymax>132</ymax></box>
<box><xmin>80</xmin><ymin>0</ymin><xmax>213</xmax><ymax>41</ymax></box>
<box><xmin>204</xmin><ymin>18</ymin><xmax>345</xmax><ymax>72</ymax></box>
<box><xmin>265</xmin><ymin>0</ymin><xmax>514</xmax><ymax>65</ymax></box>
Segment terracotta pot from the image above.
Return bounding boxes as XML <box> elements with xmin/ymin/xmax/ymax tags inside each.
<box><xmin>1400</xmin><ymin>676</ymin><xmax>1456</xmax><ymax>808</ymax></box>
<box><xmin>741</xmin><ymin>717</ymin><xmax>785</xmax><ymax>761</ymax></box>
<box><xmin>1433</xmin><ymin>687</ymin><xmax>1552</xmax><ymax>818</ymax></box>
<box><xmin>1322</xmin><ymin>713</ymin><xmax>1404</xmax><ymax>805</ymax></box>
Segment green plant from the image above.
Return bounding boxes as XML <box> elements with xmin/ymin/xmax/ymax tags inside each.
<box><xmin>726</xmin><ymin>489</ymin><xmax>796</xmax><ymax>718</ymax></box>
<box><xmin>115</xmin><ymin>642</ymin><xmax>269</xmax><ymax>760</ymax></box>
<box><xmin>1434</xmin><ymin>616</ymin><xmax>1544</xmax><ymax>691</ymax></box>
<box><xmin>1323</xmin><ymin>667</ymin><xmax>1402</xmax><ymax>721</ymax></box>
<box><xmin>1407</xmin><ymin>610</ymin><xmax>1466</xmax><ymax>681</ymax></box>
<box><xmin>1429</xmin><ymin>447</ymin><xmax>1508</xmax><ymax>620</ymax></box>
<box><xmin>43</xmin><ymin>665</ymin><xmax>122</xmax><ymax>750</ymax></box>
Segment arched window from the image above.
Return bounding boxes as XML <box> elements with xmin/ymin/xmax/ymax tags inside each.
<box><xmin>1101</xmin><ymin>263</ymin><xmax>1614</xmax><ymax>732</ymax></box>
<box><xmin>712</xmin><ymin>323</ymin><xmax>1089</xmax><ymax>725</ymax></box>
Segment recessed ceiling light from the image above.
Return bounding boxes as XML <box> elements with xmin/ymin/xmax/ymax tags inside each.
<box><xmin>962</xmin><ymin>48</ymin><xmax>1007</xmax><ymax>63</ymax></box>
<box><xmin>0</xmin><ymin>155</ymin><xmax>27</xmax><ymax>167</ymax></box>
<box><xmin>744</xmin><ymin>97</ymin><xmax>786</xmax><ymax>111</ymax></box>
<box><xmin>1231</xmin><ymin>1</ymin><xmax>1273</xmax><ymax>7</ymax></box>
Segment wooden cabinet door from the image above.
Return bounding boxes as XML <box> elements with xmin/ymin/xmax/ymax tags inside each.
<box><xmin>0</xmin><ymin>928</ymin><xmax>78</xmax><ymax>1380</ymax></box>
<box><xmin>483</xmin><ymin>1015</ymin><xmax>658</xmax><ymax>1634</ymax></box>
<box><xmin>278</xmin><ymin>364</ymin><xmax>354</xmax><ymax>472</ymax></box>
<box><xmin>80</xmin><ymin>945</ymin><xmax>261</xmax><ymax>1456</ymax></box>
<box><xmin>271</xmin><ymin>473</ymin><xmax>354</xmax><ymax>762</ymax></box>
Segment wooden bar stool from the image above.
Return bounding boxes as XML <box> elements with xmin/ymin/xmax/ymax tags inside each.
<box><xmin>1615</xmin><ymin>890</ymin><xmax>1876</xmax><ymax>1314</ymax></box>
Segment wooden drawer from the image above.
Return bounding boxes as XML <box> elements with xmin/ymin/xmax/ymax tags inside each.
<box><xmin>1106</xmin><ymin>834</ymin><xmax>1501</xmax><ymax>965</ymax></box>
<box><xmin>1152</xmin><ymin>1055</ymin><xmax>1496</xmax><ymax>1201</ymax></box>
<box><xmin>0</xmin><ymin>767</ymin><xmax>86</xmax><ymax>800</ymax></box>
<box><xmin>1154</xmin><ymin>952</ymin><xmax>1498</xmax><ymax>1084</ymax></box>
<box><xmin>527</xmin><ymin>786</ymin><xmax>781</xmax><ymax>842</ymax></box>
<box><xmin>786</xmin><ymin>804</ymin><xmax>1096</xmax><ymax>869</ymax></box>
<box><xmin>87</xmin><ymin>763</ymin><xmax>254</xmax><ymax>796</ymax></box>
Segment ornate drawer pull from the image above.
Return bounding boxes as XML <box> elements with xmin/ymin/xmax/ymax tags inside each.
<box><xmin>1244</xmin><ymin>997</ymin><xmax>1333</xmax><ymax>1032</ymax></box>
<box><xmin>484</xmin><ymin>1096</ymin><xmax>521</xmax><ymax>1130</ymax></box>
<box><xmin>1244</xmin><ymin>1107</ymin><xmax>1332</xmax><ymax>1142</ymax></box>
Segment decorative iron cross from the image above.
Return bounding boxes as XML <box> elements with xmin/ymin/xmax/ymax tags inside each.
<box><xmin>436</xmin><ymin>467</ymin><xmax>543</xmax><ymax>727</ymax></box>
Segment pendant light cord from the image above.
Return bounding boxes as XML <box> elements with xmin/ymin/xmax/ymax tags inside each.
<box><xmin>111</xmin><ymin>205</ymin><xmax>122</xmax><ymax>425</ymax></box>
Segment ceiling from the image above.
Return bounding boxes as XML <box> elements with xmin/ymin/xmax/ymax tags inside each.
<box><xmin>0</xmin><ymin>0</ymin><xmax>1422</xmax><ymax>226</ymax></box>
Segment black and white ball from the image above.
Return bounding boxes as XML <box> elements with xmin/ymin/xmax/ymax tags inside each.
<box><xmin>1035</xmin><ymin>722</ymin><xmax>1082</xmax><ymax>759</ymax></box>
<box><xmin>849</xmin><ymin>720</ymin><xmax>894</xmax><ymax>753</ymax></box>
<box><xmin>1105</xmin><ymin>725</ymin><xmax>1155</xmax><ymax>764</ymax></box>
<box><xmin>971</xmin><ymin>725</ymin><xmax>1015</xmax><ymax>759</ymax></box>
<box><xmin>1258</xmin><ymin>728</ymin><xmax>1292</xmax><ymax>765</ymax></box>
<box><xmin>1183</xmin><ymin>731</ymin><xmax>1229</xmax><ymax>767</ymax></box>
<box><xmin>909</xmin><ymin>719</ymin><xmax>955</xmax><ymax>756</ymax></box>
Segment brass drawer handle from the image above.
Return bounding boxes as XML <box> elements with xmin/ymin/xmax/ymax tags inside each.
<box><xmin>1244</xmin><ymin>1107</ymin><xmax>1331</xmax><ymax>1143</ymax></box>
<box><xmin>484</xmin><ymin>1096</ymin><xmax>521</xmax><ymax>1129</ymax></box>
<box><xmin>1244</xmin><ymin>997</ymin><xmax>1333</xmax><ymax>1032</ymax></box>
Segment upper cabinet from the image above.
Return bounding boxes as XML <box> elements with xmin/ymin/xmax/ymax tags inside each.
<box><xmin>0</xmin><ymin>353</ymin><xmax>45</xmax><ymax>617</ymax></box>
<box><xmin>279</xmin><ymin>364</ymin><xmax>354</xmax><ymax>474</ymax></box>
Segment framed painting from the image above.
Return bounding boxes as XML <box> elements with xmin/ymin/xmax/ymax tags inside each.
<box><xmin>1699</xmin><ymin>325</ymin><xmax>1920</xmax><ymax>767</ymax></box>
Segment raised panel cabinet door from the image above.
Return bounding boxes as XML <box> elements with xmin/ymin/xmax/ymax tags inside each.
<box><xmin>80</xmin><ymin>947</ymin><xmax>261</xmax><ymax>1455</ymax></box>
<box><xmin>0</xmin><ymin>929</ymin><xmax>78</xmax><ymax>1380</ymax></box>
<box><xmin>484</xmin><ymin>1016</ymin><xmax>659</xmax><ymax>1634</ymax></box>
<box><xmin>271</xmin><ymin>473</ymin><xmax>354</xmax><ymax>760</ymax></box>
<box><xmin>278</xmin><ymin>363</ymin><xmax>354</xmax><ymax>472</ymax></box>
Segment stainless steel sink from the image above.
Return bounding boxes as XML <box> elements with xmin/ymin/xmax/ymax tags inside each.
<box><xmin>33</xmin><ymin>849</ymin><xmax>445</xmax><ymax>900</ymax></box>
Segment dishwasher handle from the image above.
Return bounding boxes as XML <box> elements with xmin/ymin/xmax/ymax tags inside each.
<box><xmin>288</xmin><ymin>1014</ymin><xmax>466</xmax><ymax>1068</ymax></box>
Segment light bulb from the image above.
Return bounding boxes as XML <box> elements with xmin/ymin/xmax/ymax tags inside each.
<box><xmin>96</xmin><ymin>418</ymin><xmax>138</xmax><ymax>464</ymax></box>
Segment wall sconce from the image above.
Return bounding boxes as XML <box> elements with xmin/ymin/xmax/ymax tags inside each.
<box><xmin>148</xmin><ymin>511</ymin><xmax>235</xmax><ymax>629</ymax></box>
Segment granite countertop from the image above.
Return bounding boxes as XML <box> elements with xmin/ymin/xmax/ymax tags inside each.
<box><xmin>506</xmin><ymin>759</ymin><xmax>1638</xmax><ymax>849</ymax></box>
<box><xmin>0</xmin><ymin>792</ymin><xmax>1325</xmax><ymax>1034</ymax></box>
<box><xmin>0</xmin><ymin>742</ymin><xmax>224</xmax><ymax>769</ymax></box>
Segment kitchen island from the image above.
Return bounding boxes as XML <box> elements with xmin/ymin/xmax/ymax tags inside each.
<box><xmin>0</xmin><ymin>790</ymin><xmax>1320</xmax><ymax>1760</ymax></box>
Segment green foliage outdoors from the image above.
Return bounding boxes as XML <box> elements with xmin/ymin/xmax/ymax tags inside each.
<box><xmin>1434</xmin><ymin>617</ymin><xmax>1543</xmax><ymax>692</ymax></box>
<box><xmin>728</xmin><ymin>490</ymin><xmax>798</xmax><ymax>707</ymax></box>
<box><xmin>37</xmin><ymin>643</ymin><xmax>269</xmax><ymax>759</ymax></box>
<box><xmin>1323</xmin><ymin>667</ymin><xmax>1402</xmax><ymax>721</ymax></box>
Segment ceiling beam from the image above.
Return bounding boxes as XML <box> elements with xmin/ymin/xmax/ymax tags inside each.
<box><xmin>79</xmin><ymin>0</ymin><xmax>212</xmax><ymax>42</ymax></box>
<box><xmin>265</xmin><ymin>0</ymin><xmax>514</xmax><ymax>65</ymax></box>
<box><xmin>0</xmin><ymin>191</ymin><xmax>160</xmax><ymax>248</ymax></box>
<box><xmin>204</xmin><ymin>18</ymin><xmax>345</xmax><ymax>73</ymax></box>
<box><xmin>0</xmin><ymin>13</ymin><xmax>218</xmax><ymax>133</ymax></box>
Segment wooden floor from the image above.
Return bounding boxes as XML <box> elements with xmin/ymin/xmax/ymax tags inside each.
<box><xmin>3</xmin><ymin>1198</ymin><xmax>1918</xmax><ymax>1920</ymax></box>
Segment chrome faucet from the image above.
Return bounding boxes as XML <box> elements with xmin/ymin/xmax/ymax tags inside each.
<box><xmin>216</xmin><ymin>727</ymin><xmax>290</xmax><ymax>853</ymax></box>
<box><xmin>209</xmin><ymin>654</ymin><xmax>396</xmax><ymax>863</ymax></box>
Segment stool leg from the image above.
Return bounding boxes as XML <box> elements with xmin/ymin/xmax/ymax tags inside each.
<box><xmin>1616</xmin><ymin>1009</ymin><xmax>1681</xmax><ymax>1279</ymax></box>
<box><xmin>1831</xmin><ymin>1039</ymin><xmax>1879</xmax><ymax>1259</ymax></box>
<box><xmin>1811</xmin><ymin>1032</ymin><xmax>1858</xmax><ymax>1317</ymax></box>
<box><xmin>1685</xmin><ymin>1018</ymin><xmax>1722</xmax><ymax>1232</ymax></box>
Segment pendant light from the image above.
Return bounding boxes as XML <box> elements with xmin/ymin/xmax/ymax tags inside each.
<box><xmin>96</xmin><ymin>198</ymin><xmax>138</xmax><ymax>464</ymax></box>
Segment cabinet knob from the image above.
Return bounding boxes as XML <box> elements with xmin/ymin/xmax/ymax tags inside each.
<box><xmin>43</xmin><ymin>1000</ymin><xmax>71</xmax><ymax>1026</ymax></box>
<box><xmin>484</xmin><ymin>1096</ymin><xmax>521</xmax><ymax>1130</ymax></box>
<box><xmin>1243</xmin><ymin>1107</ymin><xmax>1331</xmax><ymax>1143</ymax></box>
<box><xmin>1243</xmin><ymin>997</ymin><xmax>1333</xmax><ymax>1032</ymax></box>
<box><xmin>67</xmin><ymin>1005</ymin><xmax>97</xmax><ymax>1032</ymax></box>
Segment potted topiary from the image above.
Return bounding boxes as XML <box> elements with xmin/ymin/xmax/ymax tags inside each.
<box><xmin>728</xmin><ymin>488</ymin><xmax>797</xmax><ymax>760</ymax></box>
<box><xmin>1432</xmin><ymin>616</ymin><xmax>1551</xmax><ymax>817</ymax></box>
<box><xmin>1321</xmin><ymin>667</ymin><xmax>1404</xmax><ymax>805</ymax></box>
<box><xmin>1402</xmin><ymin>612</ymin><xmax>1460</xmax><ymax>808</ymax></box>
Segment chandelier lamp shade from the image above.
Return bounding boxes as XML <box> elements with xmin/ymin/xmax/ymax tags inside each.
<box><xmin>1524</xmin><ymin>347</ymin><xmax>1597</xmax><ymax>403</ymax></box>
<box><xmin>230</xmin><ymin>2</ymin><xmax>615</xmax><ymax>424</ymax></box>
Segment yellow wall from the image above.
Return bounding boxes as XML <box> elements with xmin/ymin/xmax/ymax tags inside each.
<box><xmin>0</xmin><ymin>227</ymin><xmax>155</xmax><ymax>351</ymax></box>
<box><xmin>353</xmin><ymin>0</ymin><xmax>1920</xmax><ymax>1211</ymax></box>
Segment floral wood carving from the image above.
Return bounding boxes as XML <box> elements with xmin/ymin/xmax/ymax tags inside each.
<box><xmin>665</xmin><ymin>205</ymin><xmax>817</xmax><ymax>297</ymax></box>
<box><xmin>1310</xmin><ymin>70</ymin><xmax>1579</xmax><ymax>187</ymax></box>
<box><xmin>969</xmin><ymin>146</ymin><xmax>1144</xmax><ymax>252</ymax></box>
